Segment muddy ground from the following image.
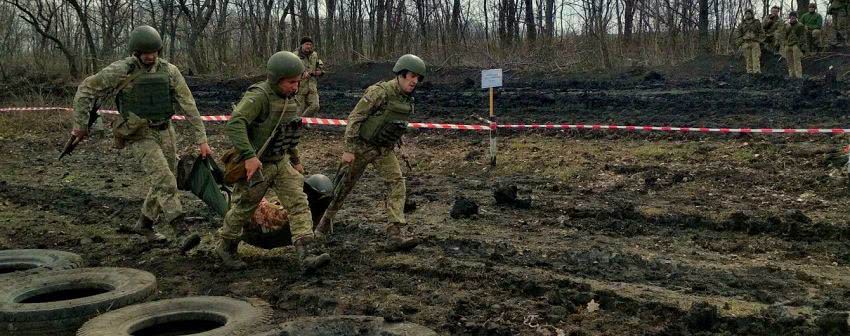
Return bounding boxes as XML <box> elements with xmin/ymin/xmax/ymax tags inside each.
<box><xmin>2</xmin><ymin>53</ymin><xmax>850</xmax><ymax>335</ymax></box>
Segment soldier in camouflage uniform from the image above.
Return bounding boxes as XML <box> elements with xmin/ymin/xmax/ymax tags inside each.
<box><xmin>782</xmin><ymin>12</ymin><xmax>807</xmax><ymax>79</ymax></box>
<box><xmin>763</xmin><ymin>6</ymin><xmax>783</xmax><ymax>53</ymax></box>
<box><xmin>70</xmin><ymin>26</ymin><xmax>212</xmax><ymax>246</ymax></box>
<box><xmin>314</xmin><ymin>55</ymin><xmax>424</xmax><ymax>252</ymax></box>
<box><xmin>215</xmin><ymin>51</ymin><xmax>330</xmax><ymax>271</ymax></box>
<box><xmin>829</xmin><ymin>0</ymin><xmax>850</xmax><ymax>46</ymax></box>
<box><xmin>294</xmin><ymin>37</ymin><xmax>323</xmax><ymax>117</ymax></box>
<box><xmin>736</xmin><ymin>9</ymin><xmax>764</xmax><ymax>74</ymax></box>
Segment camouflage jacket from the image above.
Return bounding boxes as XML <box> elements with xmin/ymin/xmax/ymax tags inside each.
<box><xmin>73</xmin><ymin>56</ymin><xmax>208</xmax><ymax>144</ymax></box>
<box><xmin>782</xmin><ymin>22</ymin><xmax>807</xmax><ymax>46</ymax></box>
<box><xmin>736</xmin><ymin>18</ymin><xmax>764</xmax><ymax>44</ymax></box>
<box><xmin>225</xmin><ymin>81</ymin><xmax>300</xmax><ymax>161</ymax></box>
<box><xmin>294</xmin><ymin>48</ymin><xmax>323</xmax><ymax>93</ymax></box>
<box><xmin>344</xmin><ymin>79</ymin><xmax>411</xmax><ymax>153</ymax></box>
<box><xmin>799</xmin><ymin>12</ymin><xmax>823</xmax><ymax>30</ymax></box>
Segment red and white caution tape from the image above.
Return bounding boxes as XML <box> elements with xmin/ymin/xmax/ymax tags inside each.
<box><xmin>498</xmin><ymin>123</ymin><xmax>850</xmax><ymax>134</ymax></box>
<box><xmin>3</xmin><ymin>106</ymin><xmax>850</xmax><ymax>134</ymax></box>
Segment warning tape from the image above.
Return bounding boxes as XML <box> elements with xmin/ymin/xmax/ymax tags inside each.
<box><xmin>3</xmin><ymin>106</ymin><xmax>850</xmax><ymax>134</ymax></box>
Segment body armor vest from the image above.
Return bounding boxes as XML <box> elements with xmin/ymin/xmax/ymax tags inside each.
<box><xmin>117</xmin><ymin>65</ymin><xmax>174</xmax><ymax>122</ymax></box>
<box><xmin>252</xmin><ymin>83</ymin><xmax>301</xmax><ymax>162</ymax></box>
<box><xmin>359</xmin><ymin>81</ymin><xmax>413</xmax><ymax>147</ymax></box>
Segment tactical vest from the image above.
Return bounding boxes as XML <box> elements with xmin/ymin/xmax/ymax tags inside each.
<box><xmin>117</xmin><ymin>64</ymin><xmax>174</xmax><ymax>122</ymax></box>
<box><xmin>359</xmin><ymin>81</ymin><xmax>412</xmax><ymax>148</ymax></box>
<box><xmin>250</xmin><ymin>83</ymin><xmax>302</xmax><ymax>163</ymax></box>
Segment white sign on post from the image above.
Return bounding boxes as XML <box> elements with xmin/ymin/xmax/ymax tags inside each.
<box><xmin>481</xmin><ymin>69</ymin><xmax>503</xmax><ymax>89</ymax></box>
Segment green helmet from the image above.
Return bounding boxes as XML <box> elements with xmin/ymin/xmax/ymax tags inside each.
<box><xmin>266</xmin><ymin>51</ymin><xmax>305</xmax><ymax>84</ymax></box>
<box><xmin>304</xmin><ymin>174</ymin><xmax>333</xmax><ymax>196</ymax></box>
<box><xmin>128</xmin><ymin>25</ymin><xmax>163</xmax><ymax>53</ymax></box>
<box><xmin>393</xmin><ymin>54</ymin><xmax>426</xmax><ymax>77</ymax></box>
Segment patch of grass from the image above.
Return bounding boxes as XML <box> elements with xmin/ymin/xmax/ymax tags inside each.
<box><xmin>631</xmin><ymin>142</ymin><xmax>699</xmax><ymax>161</ymax></box>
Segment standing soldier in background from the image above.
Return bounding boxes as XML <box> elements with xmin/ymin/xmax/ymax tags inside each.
<box><xmin>763</xmin><ymin>6</ymin><xmax>783</xmax><ymax>54</ymax></box>
<box><xmin>829</xmin><ymin>0</ymin><xmax>850</xmax><ymax>46</ymax></box>
<box><xmin>315</xmin><ymin>55</ymin><xmax>425</xmax><ymax>253</ymax></box>
<box><xmin>215</xmin><ymin>51</ymin><xmax>330</xmax><ymax>271</ymax></box>
<box><xmin>783</xmin><ymin>12</ymin><xmax>807</xmax><ymax>79</ymax></box>
<box><xmin>70</xmin><ymin>26</ymin><xmax>212</xmax><ymax>247</ymax></box>
<box><xmin>294</xmin><ymin>37</ymin><xmax>324</xmax><ymax>117</ymax></box>
<box><xmin>737</xmin><ymin>9</ymin><xmax>764</xmax><ymax>75</ymax></box>
<box><xmin>800</xmin><ymin>3</ymin><xmax>824</xmax><ymax>52</ymax></box>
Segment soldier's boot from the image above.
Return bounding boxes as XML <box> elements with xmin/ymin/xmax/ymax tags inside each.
<box><xmin>215</xmin><ymin>238</ymin><xmax>247</xmax><ymax>269</ymax></box>
<box><xmin>385</xmin><ymin>223</ymin><xmax>421</xmax><ymax>252</ymax></box>
<box><xmin>294</xmin><ymin>236</ymin><xmax>331</xmax><ymax>272</ymax></box>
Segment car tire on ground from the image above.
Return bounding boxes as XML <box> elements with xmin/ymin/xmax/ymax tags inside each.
<box><xmin>0</xmin><ymin>249</ymin><xmax>83</xmax><ymax>277</ymax></box>
<box><xmin>0</xmin><ymin>267</ymin><xmax>156</xmax><ymax>336</ymax></box>
<box><xmin>77</xmin><ymin>296</ymin><xmax>272</xmax><ymax>336</ymax></box>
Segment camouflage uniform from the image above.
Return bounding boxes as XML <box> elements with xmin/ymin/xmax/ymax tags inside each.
<box><xmin>782</xmin><ymin>21</ymin><xmax>807</xmax><ymax>78</ymax></box>
<box><xmin>736</xmin><ymin>17</ymin><xmax>764</xmax><ymax>74</ymax></box>
<box><xmin>762</xmin><ymin>14</ymin><xmax>782</xmax><ymax>52</ymax></box>
<box><xmin>829</xmin><ymin>0</ymin><xmax>850</xmax><ymax>45</ymax></box>
<box><xmin>218</xmin><ymin>81</ymin><xmax>314</xmax><ymax>242</ymax></box>
<box><xmin>294</xmin><ymin>48</ymin><xmax>323</xmax><ymax>117</ymax></box>
<box><xmin>321</xmin><ymin>79</ymin><xmax>411</xmax><ymax>228</ymax></box>
<box><xmin>73</xmin><ymin>56</ymin><xmax>208</xmax><ymax>235</ymax></box>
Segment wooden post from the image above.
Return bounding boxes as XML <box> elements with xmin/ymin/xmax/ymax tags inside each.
<box><xmin>489</xmin><ymin>87</ymin><xmax>496</xmax><ymax>166</ymax></box>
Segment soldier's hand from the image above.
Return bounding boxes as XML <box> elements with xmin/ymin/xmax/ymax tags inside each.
<box><xmin>71</xmin><ymin>128</ymin><xmax>88</xmax><ymax>140</ymax></box>
<box><xmin>199</xmin><ymin>143</ymin><xmax>213</xmax><ymax>158</ymax></box>
<box><xmin>245</xmin><ymin>157</ymin><xmax>263</xmax><ymax>180</ymax></box>
<box><xmin>302</xmin><ymin>71</ymin><xmax>311</xmax><ymax>79</ymax></box>
<box><xmin>313</xmin><ymin>69</ymin><xmax>322</xmax><ymax>76</ymax></box>
<box><xmin>342</xmin><ymin>152</ymin><xmax>355</xmax><ymax>164</ymax></box>
<box><xmin>293</xmin><ymin>163</ymin><xmax>305</xmax><ymax>174</ymax></box>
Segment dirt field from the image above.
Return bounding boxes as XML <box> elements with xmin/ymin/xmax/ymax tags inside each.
<box><xmin>2</xmin><ymin>53</ymin><xmax>850</xmax><ymax>335</ymax></box>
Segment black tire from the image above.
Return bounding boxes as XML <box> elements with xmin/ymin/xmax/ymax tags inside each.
<box><xmin>0</xmin><ymin>249</ymin><xmax>83</xmax><ymax>277</ymax></box>
<box><xmin>0</xmin><ymin>267</ymin><xmax>156</xmax><ymax>336</ymax></box>
<box><xmin>255</xmin><ymin>315</ymin><xmax>438</xmax><ymax>336</ymax></box>
<box><xmin>77</xmin><ymin>296</ymin><xmax>272</xmax><ymax>336</ymax></box>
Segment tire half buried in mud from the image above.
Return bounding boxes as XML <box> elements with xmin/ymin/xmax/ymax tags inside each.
<box><xmin>77</xmin><ymin>296</ymin><xmax>272</xmax><ymax>336</ymax></box>
<box><xmin>0</xmin><ymin>267</ymin><xmax>156</xmax><ymax>336</ymax></box>
<box><xmin>0</xmin><ymin>249</ymin><xmax>83</xmax><ymax>276</ymax></box>
<box><xmin>255</xmin><ymin>315</ymin><xmax>438</xmax><ymax>336</ymax></box>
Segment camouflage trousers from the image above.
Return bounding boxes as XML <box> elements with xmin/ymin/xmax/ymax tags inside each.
<box><xmin>296</xmin><ymin>88</ymin><xmax>320</xmax><ymax>117</ymax></box>
<box><xmin>785</xmin><ymin>45</ymin><xmax>803</xmax><ymax>78</ymax></box>
<box><xmin>741</xmin><ymin>42</ymin><xmax>761</xmax><ymax>74</ymax></box>
<box><xmin>322</xmin><ymin>144</ymin><xmax>406</xmax><ymax>227</ymax></box>
<box><xmin>218</xmin><ymin>157</ymin><xmax>314</xmax><ymax>242</ymax></box>
<box><xmin>127</xmin><ymin>124</ymin><xmax>183</xmax><ymax>224</ymax></box>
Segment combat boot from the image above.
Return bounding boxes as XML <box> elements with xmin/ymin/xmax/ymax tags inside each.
<box><xmin>294</xmin><ymin>236</ymin><xmax>331</xmax><ymax>272</ymax></box>
<box><xmin>385</xmin><ymin>223</ymin><xmax>421</xmax><ymax>252</ymax></box>
<box><xmin>215</xmin><ymin>238</ymin><xmax>247</xmax><ymax>269</ymax></box>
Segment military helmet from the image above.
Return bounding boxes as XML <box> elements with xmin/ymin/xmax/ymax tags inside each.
<box><xmin>789</xmin><ymin>11</ymin><xmax>798</xmax><ymax>17</ymax></box>
<box><xmin>393</xmin><ymin>54</ymin><xmax>427</xmax><ymax>77</ymax></box>
<box><xmin>266</xmin><ymin>51</ymin><xmax>305</xmax><ymax>84</ymax></box>
<box><xmin>129</xmin><ymin>26</ymin><xmax>163</xmax><ymax>53</ymax></box>
<box><xmin>304</xmin><ymin>174</ymin><xmax>333</xmax><ymax>196</ymax></box>
<box><xmin>744</xmin><ymin>8</ymin><xmax>754</xmax><ymax>15</ymax></box>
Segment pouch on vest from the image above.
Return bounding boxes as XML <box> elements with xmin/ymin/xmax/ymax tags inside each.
<box><xmin>359</xmin><ymin>98</ymin><xmax>411</xmax><ymax>147</ymax></box>
<box><xmin>261</xmin><ymin>117</ymin><xmax>303</xmax><ymax>162</ymax></box>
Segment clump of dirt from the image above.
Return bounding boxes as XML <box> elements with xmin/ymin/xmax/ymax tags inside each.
<box><xmin>450</xmin><ymin>197</ymin><xmax>479</xmax><ymax>219</ymax></box>
<box><xmin>493</xmin><ymin>185</ymin><xmax>531</xmax><ymax>209</ymax></box>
